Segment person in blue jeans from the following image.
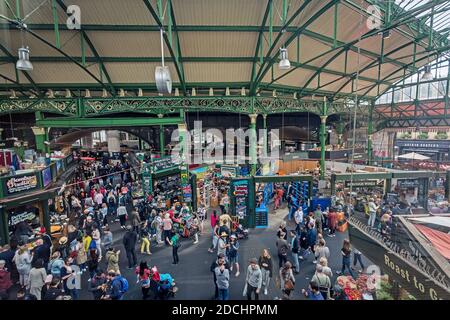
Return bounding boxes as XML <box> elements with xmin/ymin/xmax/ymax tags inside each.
<box><xmin>337</xmin><ymin>239</ymin><xmax>355</xmax><ymax>278</ymax></box>
<box><xmin>214</xmin><ymin>261</ymin><xmax>230</xmax><ymax>300</ymax></box>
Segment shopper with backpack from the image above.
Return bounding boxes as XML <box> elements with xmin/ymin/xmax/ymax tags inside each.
<box><xmin>102</xmin><ymin>271</ymin><xmax>128</xmax><ymax>300</ymax></box>
<box><xmin>276</xmin><ymin>232</ymin><xmax>289</xmax><ymax>269</ymax></box>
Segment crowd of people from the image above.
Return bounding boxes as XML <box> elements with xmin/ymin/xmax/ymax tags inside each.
<box><xmin>0</xmin><ymin>155</ymin><xmax>379</xmax><ymax>301</ymax></box>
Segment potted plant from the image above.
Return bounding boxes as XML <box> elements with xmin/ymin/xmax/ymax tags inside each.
<box><xmin>417</xmin><ymin>132</ymin><xmax>429</xmax><ymax>140</ymax></box>
<box><xmin>435</xmin><ymin>131</ymin><xmax>448</xmax><ymax>140</ymax></box>
<box><xmin>399</xmin><ymin>132</ymin><xmax>412</xmax><ymax>139</ymax></box>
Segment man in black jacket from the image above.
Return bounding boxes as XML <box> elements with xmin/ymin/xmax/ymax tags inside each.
<box><xmin>123</xmin><ymin>225</ymin><xmax>138</xmax><ymax>269</ymax></box>
<box><xmin>289</xmin><ymin>230</ymin><xmax>300</xmax><ymax>274</ymax></box>
<box><xmin>43</xmin><ymin>278</ymin><xmax>64</xmax><ymax>300</ymax></box>
<box><xmin>210</xmin><ymin>253</ymin><xmax>230</xmax><ymax>300</ymax></box>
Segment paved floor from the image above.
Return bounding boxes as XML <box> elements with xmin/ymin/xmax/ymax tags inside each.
<box><xmin>77</xmin><ymin>204</ymin><xmax>371</xmax><ymax>300</ymax></box>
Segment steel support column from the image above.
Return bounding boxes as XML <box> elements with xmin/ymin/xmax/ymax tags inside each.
<box><xmin>367</xmin><ymin>100</ymin><xmax>374</xmax><ymax>165</ymax></box>
<box><xmin>249</xmin><ymin>114</ymin><xmax>258</xmax><ymax>176</ymax></box>
<box><xmin>320</xmin><ymin>98</ymin><xmax>328</xmax><ymax>179</ymax></box>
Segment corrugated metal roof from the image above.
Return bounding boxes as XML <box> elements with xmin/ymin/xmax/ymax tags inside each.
<box><xmin>104</xmin><ymin>62</ymin><xmax>179</xmax><ymax>83</ymax></box>
<box><xmin>184</xmin><ymin>62</ymin><xmax>252</xmax><ymax>82</ymax></box>
<box><xmin>30</xmin><ymin>62</ymin><xmax>99</xmax><ymax>83</ymax></box>
<box><xmin>180</xmin><ymin>32</ymin><xmax>257</xmax><ymax>57</ymax></box>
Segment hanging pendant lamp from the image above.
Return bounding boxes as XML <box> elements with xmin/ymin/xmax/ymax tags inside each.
<box><xmin>155</xmin><ymin>29</ymin><xmax>172</xmax><ymax>94</ymax></box>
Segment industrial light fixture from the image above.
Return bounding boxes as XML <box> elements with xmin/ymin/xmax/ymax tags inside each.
<box><xmin>278</xmin><ymin>47</ymin><xmax>290</xmax><ymax>70</ymax></box>
<box><xmin>272</xmin><ymin>90</ymin><xmax>277</xmax><ymax>97</ymax></box>
<box><xmin>421</xmin><ymin>65</ymin><xmax>433</xmax><ymax>81</ymax></box>
<box><xmin>138</xmin><ymin>88</ymin><xmax>143</xmax><ymax>97</ymax></box>
<box><xmin>85</xmin><ymin>89</ymin><xmax>91</xmax><ymax>98</ymax></box>
<box><xmin>102</xmin><ymin>89</ymin><xmax>108</xmax><ymax>98</ymax></box>
<box><xmin>155</xmin><ymin>29</ymin><xmax>172</xmax><ymax>94</ymax></box>
<box><xmin>16</xmin><ymin>47</ymin><xmax>33</xmax><ymax>71</ymax></box>
<box><xmin>119</xmin><ymin>89</ymin><xmax>125</xmax><ymax>97</ymax></box>
<box><xmin>174</xmin><ymin>88</ymin><xmax>180</xmax><ymax>96</ymax></box>
<box><xmin>225</xmin><ymin>87</ymin><xmax>230</xmax><ymax>96</ymax></box>
<box><xmin>209</xmin><ymin>88</ymin><xmax>214</xmax><ymax>96</ymax></box>
<box><xmin>191</xmin><ymin>88</ymin><xmax>196</xmax><ymax>96</ymax></box>
<box><xmin>241</xmin><ymin>87</ymin><xmax>246</xmax><ymax>96</ymax></box>
<box><xmin>382</xmin><ymin>30</ymin><xmax>391</xmax><ymax>39</ymax></box>
<box><xmin>65</xmin><ymin>89</ymin><xmax>72</xmax><ymax>98</ymax></box>
<box><xmin>293</xmin><ymin>92</ymin><xmax>297</xmax><ymax>100</ymax></box>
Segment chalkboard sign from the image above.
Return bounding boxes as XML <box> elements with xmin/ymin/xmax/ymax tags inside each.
<box><xmin>255</xmin><ymin>207</ymin><xmax>268</xmax><ymax>228</ymax></box>
<box><xmin>151</xmin><ymin>157</ymin><xmax>178</xmax><ymax>173</ymax></box>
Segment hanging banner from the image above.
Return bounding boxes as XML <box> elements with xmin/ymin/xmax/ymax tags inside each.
<box><xmin>348</xmin><ymin>221</ymin><xmax>450</xmax><ymax>300</ymax></box>
<box><xmin>42</xmin><ymin>167</ymin><xmax>52</xmax><ymax>188</ymax></box>
<box><xmin>4</xmin><ymin>174</ymin><xmax>38</xmax><ymax>195</ymax></box>
<box><xmin>182</xmin><ymin>184</ymin><xmax>192</xmax><ymax>202</ymax></box>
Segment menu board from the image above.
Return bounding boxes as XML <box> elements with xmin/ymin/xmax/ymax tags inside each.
<box><xmin>233</xmin><ymin>180</ymin><xmax>248</xmax><ymax>220</ymax></box>
<box><xmin>4</xmin><ymin>174</ymin><xmax>39</xmax><ymax>195</ymax></box>
<box><xmin>42</xmin><ymin>167</ymin><xmax>52</xmax><ymax>187</ymax></box>
<box><xmin>255</xmin><ymin>207</ymin><xmax>268</xmax><ymax>228</ymax></box>
<box><xmin>151</xmin><ymin>157</ymin><xmax>178</xmax><ymax>173</ymax></box>
<box><xmin>8</xmin><ymin>207</ymin><xmax>38</xmax><ymax>227</ymax></box>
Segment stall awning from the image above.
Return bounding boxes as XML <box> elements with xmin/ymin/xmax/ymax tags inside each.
<box><xmin>397</xmin><ymin>152</ymin><xmax>431</xmax><ymax>160</ymax></box>
<box><xmin>409</xmin><ymin>216</ymin><xmax>450</xmax><ymax>228</ymax></box>
<box><xmin>414</xmin><ymin>224</ymin><xmax>450</xmax><ymax>260</ymax></box>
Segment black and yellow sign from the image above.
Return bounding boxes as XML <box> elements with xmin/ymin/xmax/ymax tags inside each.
<box><xmin>4</xmin><ymin>174</ymin><xmax>39</xmax><ymax>195</ymax></box>
<box><xmin>349</xmin><ymin>223</ymin><xmax>450</xmax><ymax>300</ymax></box>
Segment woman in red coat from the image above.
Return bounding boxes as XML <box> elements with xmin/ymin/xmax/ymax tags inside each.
<box><xmin>327</xmin><ymin>210</ymin><xmax>338</xmax><ymax>237</ymax></box>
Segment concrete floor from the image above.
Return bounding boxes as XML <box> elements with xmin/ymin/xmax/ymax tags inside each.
<box><xmin>77</xmin><ymin>204</ymin><xmax>371</xmax><ymax>300</ymax></box>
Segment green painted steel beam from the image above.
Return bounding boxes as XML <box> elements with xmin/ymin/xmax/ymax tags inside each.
<box><xmin>143</xmin><ymin>0</ymin><xmax>186</xmax><ymax>95</ymax></box>
<box><xmin>0</xmin><ymin>23</ymin><xmax>438</xmax><ymax>69</ymax></box>
<box><xmin>169</xmin><ymin>1</ymin><xmax>186</xmax><ymax>84</ymax></box>
<box><xmin>56</xmin><ymin>0</ymin><xmax>115</xmax><ymax>95</ymax></box>
<box><xmin>250</xmin><ymin>0</ymin><xmax>272</xmax><ymax>89</ymax></box>
<box><xmin>9</xmin><ymin>22</ymin><xmax>109</xmax><ymax>92</ymax></box>
<box><xmin>51</xmin><ymin>0</ymin><xmax>60</xmax><ymax>48</ymax></box>
<box><xmin>251</xmin><ymin>0</ymin><xmax>335</xmax><ymax>95</ymax></box>
<box><xmin>36</xmin><ymin>116</ymin><xmax>185</xmax><ymax>128</ymax></box>
<box><xmin>361</xmin><ymin>45</ymin><xmax>450</xmax><ymax>98</ymax></box>
<box><xmin>0</xmin><ymin>43</ymin><xmax>39</xmax><ymax>95</ymax></box>
<box><xmin>0</xmin><ymin>56</ymin><xmax>391</xmax><ymax>85</ymax></box>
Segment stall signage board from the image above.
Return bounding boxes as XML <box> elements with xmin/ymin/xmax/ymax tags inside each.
<box><xmin>348</xmin><ymin>221</ymin><xmax>450</xmax><ymax>300</ymax></box>
<box><xmin>255</xmin><ymin>207</ymin><xmax>268</xmax><ymax>228</ymax></box>
<box><xmin>151</xmin><ymin>157</ymin><xmax>178</xmax><ymax>173</ymax></box>
<box><xmin>42</xmin><ymin>167</ymin><xmax>52</xmax><ymax>188</ymax></box>
<box><xmin>344</xmin><ymin>180</ymin><xmax>378</xmax><ymax>188</ymax></box>
<box><xmin>4</xmin><ymin>174</ymin><xmax>38</xmax><ymax>195</ymax></box>
<box><xmin>397</xmin><ymin>179</ymin><xmax>420</xmax><ymax>188</ymax></box>
<box><xmin>221</xmin><ymin>165</ymin><xmax>237</xmax><ymax>178</ymax></box>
